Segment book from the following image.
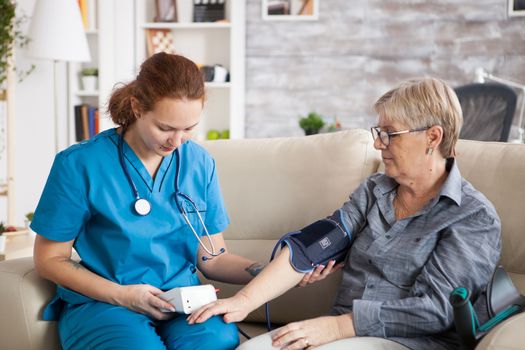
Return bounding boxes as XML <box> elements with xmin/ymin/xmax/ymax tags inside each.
<box><xmin>81</xmin><ymin>104</ymin><xmax>89</xmax><ymax>140</ymax></box>
<box><xmin>88</xmin><ymin>106</ymin><xmax>96</xmax><ymax>138</ymax></box>
<box><xmin>94</xmin><ymin>109</ymin><xmax>100</xmax><ymax>135</ymax></box>
<box><xmin>78</xmin><ymin>0</ymin><xmax>88</xmax><ymax>30</ymax></box>
<box><xmin>74</xmin><ymin>105</ymin><xmax>83</xmax><ymax>142</ymax></box>
<box><xmin>193</xmin><ymin>0</ymin><xmax>225</xmax><ymax>22</ymax></box>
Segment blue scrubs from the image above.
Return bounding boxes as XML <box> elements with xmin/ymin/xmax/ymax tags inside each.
<box><xmin>31</xmin><ymin>128</ymin><xmax>238</xmax><ymax>350</ymax></box>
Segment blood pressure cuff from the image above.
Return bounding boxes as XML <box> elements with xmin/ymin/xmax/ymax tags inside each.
<box><xmin>280</xmin><ymin>218</ymin><xmax>352</xmax><ymax>273</ymax></box>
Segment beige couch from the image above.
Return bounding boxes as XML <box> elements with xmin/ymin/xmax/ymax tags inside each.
<box><xmin>1</xmin><ymin>129</ymin><xmax>524</xmax><ymax>350</ymax></box>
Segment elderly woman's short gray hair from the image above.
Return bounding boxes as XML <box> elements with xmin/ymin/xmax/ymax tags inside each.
<box><xmin>373</xmin><ymin>77</ymin><xmax>463</xmax><ymax>158</ymax></box>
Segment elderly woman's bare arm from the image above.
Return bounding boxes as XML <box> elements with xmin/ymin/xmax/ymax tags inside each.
<box><xmin>188</xmin><ymin>246</ymin><xmax>302</xmax><ymax>324</ymax></box>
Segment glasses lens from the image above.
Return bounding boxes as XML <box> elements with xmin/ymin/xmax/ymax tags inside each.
<box><xmin>380</xmin><ymin>131</ymin><xmax>389</xmax><ymax>146</ymax></box>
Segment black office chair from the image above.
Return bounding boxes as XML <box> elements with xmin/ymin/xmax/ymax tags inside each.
<box><xmin>454</xmin><ymin>83</ymin><xmax>518</xmax><ymax>142</ymax></box>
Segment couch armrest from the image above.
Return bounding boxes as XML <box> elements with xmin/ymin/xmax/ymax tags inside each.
<box><xmin>476</xmin><ymin>312</ymin><xmax>525</xmax><ymax>350</ymax></box>
<box><xmin>0</xmin><ymin>257</ymin><xmax>59</xmax><ymax>350</ymax></box>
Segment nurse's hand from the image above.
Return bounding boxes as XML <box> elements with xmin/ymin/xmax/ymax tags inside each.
<box><xmin>187</xmin><ymin>292</ymin><xmax>252</xmax><ymax>325</ymax></box>
<box><xmin>297</xmin><ymin>260</ymin><xmax>344</xmax><ymax>288</ymax></box>
<box><xmin>118</xmin><ymin>284</ymin><xmax>177</xmax><ymax>320</ymax></box>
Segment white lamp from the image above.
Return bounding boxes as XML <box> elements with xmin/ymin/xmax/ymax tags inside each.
<box><xmin>474</xmin><ymin>67</ymin><xmax>525</xmax><ymax>144</ymax></box>
<box><xmin>27</xmin><ymin>0</ymin><xmax>91</xmax><ymax>152</ymax></box>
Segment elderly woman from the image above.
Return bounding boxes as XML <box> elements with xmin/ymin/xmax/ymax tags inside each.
<box><xmin>188</xmin><ymin>77</ymin><xmax>502</xmax><ymax>350</ymax></box>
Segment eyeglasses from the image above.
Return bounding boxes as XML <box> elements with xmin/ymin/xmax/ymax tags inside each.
<box><xmin>370</xmin><ymin>126</ymin><xmax>430</xmax><ymax>146</ymax></box>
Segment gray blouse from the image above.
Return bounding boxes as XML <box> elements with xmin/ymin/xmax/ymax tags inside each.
<box><xmin>330</xmin><ymin>159</ymin><xmax>501</xmax><ymax>350</ymax></box>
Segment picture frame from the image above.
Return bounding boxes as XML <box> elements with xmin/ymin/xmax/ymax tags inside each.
<box><xmin>146</xmin><ymin>29</ymin><xmax>176</xmax><ymax>57</ymax></box>
<box><xmin>154</xmin><ymin>0</ymin><xmax>178</xmax><ymax>22</ymax></box>
<box><xmin>262</xmin><ymin>0</ymin><xmax>319</xmax><ymax>21</ymax></box>
<box><xmin>508</xmin><ymin>0</ymin><xmax>525</xmax><ymax>17</ymax></box>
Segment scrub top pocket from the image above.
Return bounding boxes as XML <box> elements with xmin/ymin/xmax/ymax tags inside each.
<box><xmin>181</xmin><ymin>198</ymin><xmax>207</xmax><ymax>214</ymax></box>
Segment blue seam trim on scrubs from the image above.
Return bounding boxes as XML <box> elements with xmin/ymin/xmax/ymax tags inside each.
<box><xmin>110</xmin><ymin>132</ymin><xmax>154</xmax><ymax>191</ymax></box>
<box><xmin>158</xmin><ymin>151</ymin><xmax>176</xmax><ymax>192</ymax></box>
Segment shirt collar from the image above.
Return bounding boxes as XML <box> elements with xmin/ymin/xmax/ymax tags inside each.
<box><xmin>438</xmin><ymin>158</ymin><xmax>462</xmax><ymax>206</ymax></box>
<box><xmin>373</xmin><ymin>157</ymin><xmax>462</xmax><ymax>206</ymax></box>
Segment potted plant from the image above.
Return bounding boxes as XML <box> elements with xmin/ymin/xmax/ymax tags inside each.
<box><xmin>0</xmin><ymin>0</ymin><xmax>34</xmax><ymax>92</ymax></box>
<box><xmin>299</xmin><ymin>112</ymin><xmax>325</xmax><ymax>135</ymax></box>
<box><xmin>24</xmin><ymin>211</ymin><xmax>34</xmax><ymax>228</ymax></box>
<box><xmin>80</xmin><ymin>67</ymin><xmax>98</xmax><ymax>91</ymax></box>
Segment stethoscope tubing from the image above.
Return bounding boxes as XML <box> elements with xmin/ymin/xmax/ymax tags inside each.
<box><xmin>118</xmin><ymin>128</ymin><xmax>223</xmax><ymax>259</ymax></box>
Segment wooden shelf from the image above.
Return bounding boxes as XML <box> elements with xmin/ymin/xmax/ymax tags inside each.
<box><xmin>140</xmin><ymin>22</ymin><xmax>231</xmax><ymax>30</ymax></box>
<box><xmin>0</xmin><ymin>232</ymin><xmax>35</xmax><ymax>261</ymax></box>
<box><xmin>76</xmin><ymin>90</ymin><xmax>99</xmax><ymax>97</ymax></box>
<box><xmin>2</xmin><ymin>227</ymin><xmax>29</xmax><ymax>236</ymax></box>
<box><xmin>205</xmin><ymin>82</ymin><xmax>231</xmax><ymax>89</ymax></box>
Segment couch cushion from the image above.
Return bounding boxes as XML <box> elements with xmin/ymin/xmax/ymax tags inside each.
<box><xmin>200</xmin><ymin>129</ymin><xmax>381</xmax><ymax>240</ymax></box>
<box><xmin>475</xmin><ymin>312</ymin><xmax>525</xmax><ymax>350</ymax></box>
<box><xmin>237</xmin><ymin>322</ymin><xmax>272</xmax><ymax>344</ymax></box>
<box><xmin>456</xmin><ymin>140</ymin><xmax>525</xmax><ymax>275</ymax></box>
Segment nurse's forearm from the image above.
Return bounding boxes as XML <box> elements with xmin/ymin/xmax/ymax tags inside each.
<box><xmin>199</xmin><ymin>253</ymin><xmax>262</xmax><ymax>284</ymax></box>
<box><xmin>235</xmin><ymin>247</ymin><xmax>304</xmax><ymax>311</ymax></box>
<box><xmin>35</xmin><ymin>256</ymin><xmax>124</xmax><ymax>305</ymax></box>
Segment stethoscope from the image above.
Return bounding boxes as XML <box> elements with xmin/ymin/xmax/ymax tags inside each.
<box><xmin>118</xmin><ymin>128</ymin><xmax>225</xmax><ymax>261</ymax></box>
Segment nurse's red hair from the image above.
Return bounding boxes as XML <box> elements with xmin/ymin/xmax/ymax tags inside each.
<box><xmin>107</xmin><ymin>52</ymin><xmax>205</xmax><ymax>128</ymax></box>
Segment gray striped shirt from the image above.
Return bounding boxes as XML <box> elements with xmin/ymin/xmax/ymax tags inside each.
<box><xmin>330</xmin><ymin>159</ymin><xmax>501</xmax><ymax>350</ymax></box>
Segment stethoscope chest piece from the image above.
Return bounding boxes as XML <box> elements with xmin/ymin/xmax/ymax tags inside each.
<box><xmin>134</xmin><ymin>198</ymin><xmax>151</xmax><ymax>216</ymax></box>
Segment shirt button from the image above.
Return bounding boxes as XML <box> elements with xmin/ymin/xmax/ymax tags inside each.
<box><xmin>190</xmin><ymin>266</ymin><xmax>197</xmax><ymax>273</ymax></box>
<box><xmin>368</xmin><ymin>284</ymin><xmax>375</xmax><ymax>289</ymax></box>
<box><xmin>385</xmin><ymin>235</ymin><xmax>391</xmax><ymax>239</ymax></box>
<box><xmin>368</xmin><ymin>259</ymin><xmax>373</xmax><ymax>264</ymax></box>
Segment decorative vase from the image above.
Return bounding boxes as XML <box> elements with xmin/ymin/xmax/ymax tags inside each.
<box><xmin>81</xmin><ymin>76</ymin><xmax>98</xmax><ymax>91</ymax></box>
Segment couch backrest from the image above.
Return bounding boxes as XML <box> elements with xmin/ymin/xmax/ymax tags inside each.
<box><xmin>202</xmin><ymin>129</ymin><xmax>381</xmax><ymax>239</ymax></box>
<box><xmin>456</xmin><ymin>139</ymin><xmax>525</xmax><ymax>275</ymax></box>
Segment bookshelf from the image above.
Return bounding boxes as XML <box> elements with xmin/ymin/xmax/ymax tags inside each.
<box><xmin>67</xmin><ymin>0</ymin><xmax>116</xmax><ymax>145</ymax></box>
<box><xmin>134</xmin><ymin>0</ymin><xmax>246</xmax><ymax>140</ymax></box>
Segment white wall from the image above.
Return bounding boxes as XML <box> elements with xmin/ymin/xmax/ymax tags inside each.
<box><xmin>1</xmin><ymin>0</ymin><xmax>135</xmax><ymax>226</ymax></box>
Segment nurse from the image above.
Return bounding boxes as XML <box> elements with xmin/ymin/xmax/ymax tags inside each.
<box><xmin>31</xmin><ymin>52</ymin><xmax>308</xmax><ymax>350</ymax></box>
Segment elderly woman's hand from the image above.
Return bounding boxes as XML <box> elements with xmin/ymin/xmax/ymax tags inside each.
<box><xmin>271</xmin><ymin>315</ymin><xmax>355</xmax><ymax>350</ymax></box>
<box><xmin>297</xmin><ymin>260</ymin><xmax>344</xmax><ymax>288</ymax></box>
<box><xmin>187</xmin><ymin>292</ymin><xmax>253</xmax><ymax>325</ymax></box>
